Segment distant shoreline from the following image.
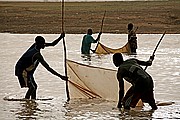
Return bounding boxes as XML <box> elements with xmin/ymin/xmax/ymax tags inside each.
<box><xmin>0</xmin><ymin>0</ymin><xmax>167</xmax><ymax>1</ymax></box>
<box><xmin>1</xmin><ymin>1</ymin><xmax>180</xmax><ymax>34</ymax></box>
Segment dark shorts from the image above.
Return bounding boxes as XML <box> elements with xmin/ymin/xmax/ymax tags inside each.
<box><xmin>123</xmin><ymin>86</ymin><xmax>156</xmax><ymax>108</ymax></box>
<box><xmin>134</xmin><ymin>76</ymin><xmax>153</xmax><ymax>92</ymax></box>
<box><xmin>122</xmin><ymin>78</ymin><xmax>155</xmax><ymax>108</ymax></box>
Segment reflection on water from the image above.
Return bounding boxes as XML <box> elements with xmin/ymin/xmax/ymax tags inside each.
<box><xmin>64</xmin><ymin>98</ymin><xmax>155</xmax><ymax>120</ymax></box>
<box><xmin>0</xmin><ymin>33</ymin><xmax>180</xmax><ymax>119</ymax></box>
<box><xmin>16</xmin><ymin>100</ymin><xmax>39</xmax><ymax>119</ymax></box>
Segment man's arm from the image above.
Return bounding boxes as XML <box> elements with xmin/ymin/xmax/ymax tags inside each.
<box><xmin>45</xmin><ymin>33</ymin><xmax>65</xmax><ymax>47</ymax></box>
<box><xmin>35</xmin><ymin>53</ymin><xmax>67</xmax><ymax>81</ymax></box>
<box><xmin>95</xmin><ymin>32</ymin><xmax>102</xmax><ymax>42</ymax></box>
<box><xmin>117</xmin><ymin>69</ymin><xmax>124</xmax><ymax>108</ymax></box>
<box><xmin>135</xmin><ymin>59</ymin><xmax>153</xmax><ymax>66</ymax></box>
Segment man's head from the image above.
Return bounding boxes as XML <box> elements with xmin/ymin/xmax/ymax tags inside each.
<box><xmin>35</xmin><ymin>36</ymin><xmax>45</xmax><ymax>49</ymax></box>
<box><xmin>128</xmin><ymin>23</ymin><xmax>133</xmax><ymax>31</ymax></box>
<box><xmin>113</xmin><ymin>53</ymin><xmax>124</xmax><ymax>67</ymax></box>
<box><xmin>87</xmin><ymin>29</ymin><xmax>93</xmax><ymax>35</ymax></box>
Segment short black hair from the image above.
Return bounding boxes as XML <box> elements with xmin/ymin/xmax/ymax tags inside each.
<box><xmin>113</xmin><ymin>53</ymin><xmax>123</xmax><ymax>67</ymax></box>
<box><xmin>35</xmin><ymin>36</ymin><xmax>45</xmax><ymax>44</ymax></box>
<box><xmin>113</xmin><ymin>53</ymin><xmax>123</xmax><ymax>61</ymax></box>
<box><xmin>87</xmin><ymin>29</ymin><xmax>93</xmax><ymax>35</ymax></box>
<box><xmin>128</xmin><ymin>23</ymin><xmax>133</xmax><ymax>30</ymax></box>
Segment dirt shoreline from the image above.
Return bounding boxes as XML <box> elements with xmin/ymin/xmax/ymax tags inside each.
<box><xmin>0</xmin><ymin>1</ymin><xmax>180</xmax><ymax>34</ymax></box>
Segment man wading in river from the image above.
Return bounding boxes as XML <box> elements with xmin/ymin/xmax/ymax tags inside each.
<box><xmin>113</xmin><ymin>53</ymin><xmax>157</xmax><ymax>110</ymax></box>
<box><xmin>15</xmin><ymin>34</ymin><xmax>68</xmax><ymax>100</ymax></box>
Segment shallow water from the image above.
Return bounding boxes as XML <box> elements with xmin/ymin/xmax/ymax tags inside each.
<box><xmin>0</xmin><ymin>33</ymin><xmax>180</xmax><ymax>119</ymax></box>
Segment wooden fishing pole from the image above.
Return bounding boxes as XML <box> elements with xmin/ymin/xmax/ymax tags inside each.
<box><xmin>100</xmin><ymin>10</ymin><xmax>106</xmax><ymax>34</ymax></box>
<box><xmin>92</xmin><ymin>10</ymin><xmax>106</xmax><ymax>53</ymax></box>
<box><xmin>144</xmin><ymin>31</ymin><xmax>166</xmax><ymax>70</ymax></box>
<box><xmin>61</xmin><ymin>0</ymin><xmax>70</xmax><ymax>101</ymax></box>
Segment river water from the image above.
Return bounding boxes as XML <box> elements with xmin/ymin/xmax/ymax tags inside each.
<box><xmin>0</xmin><ymin>33</ymin><xmax>180</xmax><ymax>119</ymax></box>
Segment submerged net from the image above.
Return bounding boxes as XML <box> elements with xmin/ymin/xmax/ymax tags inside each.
<box><xmin>67</xmin><ymin>59</ymin><xmax>143</xmax><ymax>106</ymax></box>
<box><xmin>94</xmin><ymin>42</ymin><xmax>131</xmax><ymax>54</ymax></box>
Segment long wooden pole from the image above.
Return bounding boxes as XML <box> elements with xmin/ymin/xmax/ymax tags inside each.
<box><xmin>92</xmin><ymin>11</ymin><xmax>106</xmax><ymax>53</ymax></box>
<box><xmin>100</xmin><ymin>10</ymin><xmax>106</xmax><ymax>33</ymax></box>
<box><xmin>144</xmin><ymin>31</ymin><xmax>166</xmax><ymax>70</ymax></box>
<box><xmin>61</xmin><ymin>0</ymin><xmax>70</xmax><ymax>101</ymax></box>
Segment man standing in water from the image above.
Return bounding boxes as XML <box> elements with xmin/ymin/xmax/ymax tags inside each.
<box><xmin>81</xmin><ymin>28</ymin><xmax>102</xmax><ymax>55</ymax></box>
<box><xmin>113</xmin><ymin>53</ymin><xmax>157</xmax><ymax>110</ymax></box>
<box><xmin>127</xmin><ymin>23</ymin><xmax>138</xmax><ymax>54</ymax></box>
<box><xmin>15</xmin><ymin>34</ymin><xmax>68</xmax><ymax>100</ymax></box>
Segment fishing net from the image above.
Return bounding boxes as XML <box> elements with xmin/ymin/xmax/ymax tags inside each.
<box><xmin>67</xmin><ymin>59</ymin><xmax>143</xmax><ymax>106</ymax></box>
<box><xmin>94</xmin><ymin>42</ymin><xmax>131</xmax><ymax>54</ymax></box>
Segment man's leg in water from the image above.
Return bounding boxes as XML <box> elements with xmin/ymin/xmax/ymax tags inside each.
<box><xmin>141</xmin><ymin>89</ymin><xmax>157</xmax><ymax>110</ymax></box>
<box><xmin>25</xmin><ymin>75</ymin><xmax>37</xmax><ymax>99</ymax></box>
<box><xmin>122</xmin><ymin>86</ymin><xmax>134</xmax><ymax>109</ymax></box>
